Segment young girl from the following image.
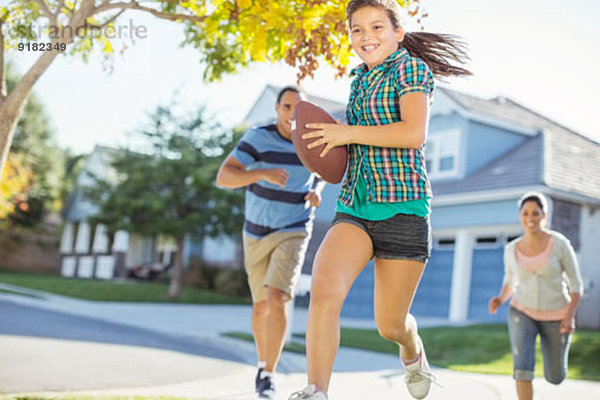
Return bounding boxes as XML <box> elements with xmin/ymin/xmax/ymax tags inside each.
<box><xmin>288</xmin><ymin>1</ymin><xmax>470</xmax><ymax>399</ymax></box>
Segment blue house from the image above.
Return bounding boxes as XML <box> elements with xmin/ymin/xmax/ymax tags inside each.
<box><xmin>339</xmin><ymin>88</ymin><xmax>600</xmax><ymax>329</ymax></box>
<box><xmin>61</xmin><ymin>84</ymin><xmax>600</xmax><ymax>329</ymax></box>
<box><xmin>244</xmin><ymin>85</ymin><xmax>600</xmax><ymax>329</ymax></box>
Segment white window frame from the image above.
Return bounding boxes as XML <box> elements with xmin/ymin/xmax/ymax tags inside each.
<box><xmin>426</xmin><ymin>129</ymin><xmax>461</xmax><ymax>179</ymax></box>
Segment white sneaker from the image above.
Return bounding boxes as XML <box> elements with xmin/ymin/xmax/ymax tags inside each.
<box><xmin>288</xmin><ymin>384</ymin><xmax>328</xmax><ymax>400</ymax></box>
<box><xmin>402</xmin><ymin>339</ymin><xmax>437</xmax><ymax>399</ymax></box>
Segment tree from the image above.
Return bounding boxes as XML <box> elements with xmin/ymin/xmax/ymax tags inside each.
<box><xmin>0</xmin><ymin>0</ymin><xmax>423</xmax><ymax>178</ymax></box>
<box><xmin>6</xmin><ymin>64</ymin><xmax>66</xmax><ymax>227</ymax></box>
<box><xmin>0</xmin><ymin>154</ymin><xmax>31</xmax><ymax>222</ymax></box>
<box><xmin>88</xmin><ymin>100</ymin><xmax>244</xmax><ymax>298</ymax></box>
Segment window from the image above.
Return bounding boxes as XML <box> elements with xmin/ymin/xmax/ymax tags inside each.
<box><xmin>434</xmin><ymin>237</ymin><xmax>456</xmax><ymax>249</ymax></box>
<box><xmin>476</xmin><ymin>236</ymin><xmax>498</xmax><ymax>244</ymax></box>
<box><xmin>475</xmin><ymin>235</ymin><xmax>502</xmax><ymax>249</ymax></box>
<box><xmin>425</xmin><ymin>129</ymin><xmax>461</xmax><ymax>179</ymax></box>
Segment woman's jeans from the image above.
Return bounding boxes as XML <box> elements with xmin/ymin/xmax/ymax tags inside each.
<box><xmin>508</xmin><ymin>307</ymin><xmax>571</xmax><ymax>383</ymax></box>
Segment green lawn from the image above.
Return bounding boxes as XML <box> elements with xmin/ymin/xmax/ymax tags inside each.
<box><xmin>0</xmin><ymin>287</ymin><xmax>42</xmax><ymax>298</ymax></box>
<box><xmin>223</xmin><ymin>332</ymin><xmax>307</xmax><ymax>354</ymax></box>
<box><xmin>0</xmin><ymin>270</ymin><xmax>249</xmax><ymax>305</ymax></box>
<box><xmin>340</xmin><ymin>325</ymin><xmax>600</xmax><ymax>381</ymax></box>
<box><xmin>228</xmin><ymin>324</ymin><xmax>600</xmax><ymax>381</ymax></box>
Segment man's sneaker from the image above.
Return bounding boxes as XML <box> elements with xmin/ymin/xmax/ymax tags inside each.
<box><xmin>256</xmin><ymin>369</ymin><xmax>276</xmax><ymax>399</ymax></box>
<box><xmin>255</xmin><ymin>368</ymin><xmax>265</xmax><ymax>393</ymax></box>
<box><xmin>402</xmin><ymin>339</ymin><xmax>437</xmax><ymax>399</ymax></box>
<box><xmin>288</xmin><ymin>384</ymin><xmax>328</xmax><ymax>400</ymax></box>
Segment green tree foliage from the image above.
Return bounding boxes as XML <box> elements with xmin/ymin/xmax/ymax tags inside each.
<box><xmin>88</xmin><ymin>100</ymin><xmax>244</xmax><ymax>298</ymax></box>
<box><xmin>0</xmin><ymin>64</ymin><xmax>66</xmax><ymax>227</ymax></box>
<box><xmin>6</xmin><ymin>65</ymin><xmax>66</xmax><ymax>227</ymax></box>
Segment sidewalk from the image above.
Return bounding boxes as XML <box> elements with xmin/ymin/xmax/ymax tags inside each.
<box><xmin>1</xmin><ymin>282</ymin><xmax>599</xmax><ymax>400</ymax></box>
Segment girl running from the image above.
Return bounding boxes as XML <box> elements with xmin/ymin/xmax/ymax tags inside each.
<box><xmin>288</xmin><ymin>1</ymin><xmax>470</xmax><ymax>399</ymax></box>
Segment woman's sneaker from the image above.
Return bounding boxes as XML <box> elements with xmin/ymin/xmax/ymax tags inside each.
<box><xmin>402</xmin><ymin>340</ymin><xmax>437</xmax><ymax>399</ymax></box>
<box><xmin>288</xmin><ymin>384</ymin><xmax>328</xmax><ymax>400</ymax></box>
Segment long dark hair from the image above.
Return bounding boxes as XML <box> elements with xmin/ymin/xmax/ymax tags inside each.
<box><xmin>346</xmin><ymin>0</ymin><xmax>471</xmax><ymax>78</ymax></box>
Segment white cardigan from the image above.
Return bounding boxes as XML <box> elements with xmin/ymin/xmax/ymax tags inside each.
<box><xmin>503</xmin><ymin>230</ymin><xmax>584</xmax><ymax>311</ymax></box>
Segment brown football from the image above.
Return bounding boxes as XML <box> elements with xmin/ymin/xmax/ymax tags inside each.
<box><xmin>292</xmin><ymin>101</ymin><xmax>348</xmax><ymax>184</ymax></box>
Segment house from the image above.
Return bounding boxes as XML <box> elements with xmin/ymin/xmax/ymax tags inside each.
<box><xmin>242</xmin><ymin>85</ymin><xmax>600</xmax><ymax>329</ymax></box>
<box><xmin>340</xmin><ymin>88</ymin><xmax>600</xmax><ymax>329</ymax></box>
<box><xmin>59</xmin><ymin>84</ymin><xmax>600</xmax><ymax>330</ymax></box>
<box><xmin>57</xmin><ymin>86</ymin><xmax>346</xmax><ymax>280</ymax></box>
<box><xmin>59</xmin><ymin>146</ymin><xmax>180</xmax><ymax>279</ymax></box>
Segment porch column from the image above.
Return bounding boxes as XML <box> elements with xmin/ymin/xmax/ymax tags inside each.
<box><xmin>74</xmin><ymin>222</ymin><xmax>91</xmax><ymax>254</ymax></box>
<box><xmin>449</xmin><ymin>230</ymin><xmax>474</xmax><ymax>322</ymax></box>
<box><xmin>112</xmin><ymin>230</ymin><xmax>130</xmax><ymax>277</ymax></box>
<box><xmin>92</xmin><ymin>224</ymin><xmax>109</xmax><ymax>253</ymax></box>
<box><xmin>60</xmin><ymin>222</ymin><xmax>75</xmax><ymax>254</ymax></box>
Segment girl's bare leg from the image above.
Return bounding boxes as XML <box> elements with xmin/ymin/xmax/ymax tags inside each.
<box><xmin>305</xmin><ymin>223</ymin><xmax>373</xmax><ymax>392</ymax></box>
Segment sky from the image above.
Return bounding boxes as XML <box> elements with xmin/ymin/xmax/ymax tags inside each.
<box><xmin>11</xmin><ymin>0</ymin><xmax>600</xmax><ymax>154</ymax></box>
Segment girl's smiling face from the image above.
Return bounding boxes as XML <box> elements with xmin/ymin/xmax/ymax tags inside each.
<box><xmin>350</xmin><ymin>6</ymin><xmax>404</xmax><ymax>70</ymax></box>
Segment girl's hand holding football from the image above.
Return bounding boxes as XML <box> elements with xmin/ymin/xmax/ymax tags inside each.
<box><xmin>303</xmin><ymin>120</ymin><xmax>351</xmax><ymax>158</ymax></box>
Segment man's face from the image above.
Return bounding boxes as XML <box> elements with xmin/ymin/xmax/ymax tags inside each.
<box><xmin>275</xmin><ymin>90</ymin><xmax>303</xmax><ymax>140</ymax></box>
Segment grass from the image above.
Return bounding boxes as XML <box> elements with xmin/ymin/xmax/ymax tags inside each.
<box><xmin>0</xmin><ymin>270</ymin><xmax>249</xmax><ymax>305</ymax></box>
<box><xmin>340</xmin><ymin>324</ymin><xmax>600</xmax><ymax>381</ymax></box>
<box><xmin>223</xmin><ymin>332</ymin><xmax>307</xmax><ymax>354</ymax></box>
<box><xmin>230</xmin><ymin>324</ymin><xmax>600</xmax><ymax>381</ymax></box>
<box><xmin>0</xmin><ymin>287</ymin><xmax>43</xmax><ymax>299</ymax></box>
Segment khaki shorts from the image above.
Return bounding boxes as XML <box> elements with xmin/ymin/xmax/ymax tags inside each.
<box><xmin>243</xmin><ymin>230</ymin><xmax>309</xmax><ymax>303</ymax></box>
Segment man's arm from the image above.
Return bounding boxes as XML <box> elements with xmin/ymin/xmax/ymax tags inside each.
<box><xmin>216</xmin><ymin>155</ymin><xmax>289</xmax><ymax>189</ymax></box>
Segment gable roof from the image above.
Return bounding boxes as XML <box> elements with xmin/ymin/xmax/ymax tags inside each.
<box><xmin>435</xmin><ymin>88</ymin><xmax>600</xmax><ymax>203</ymax></box>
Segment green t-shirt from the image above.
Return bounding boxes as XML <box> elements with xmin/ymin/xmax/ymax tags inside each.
<box><xmin>335</xmin><ymin>173</ymin><xmax>431</xmax><ymax>220</ymax></box>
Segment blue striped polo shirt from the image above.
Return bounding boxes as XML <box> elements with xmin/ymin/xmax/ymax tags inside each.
<box><xmin>230</xmin><ymin>124</ymin><xmax>320</xmax><ymax>239</ymax></box>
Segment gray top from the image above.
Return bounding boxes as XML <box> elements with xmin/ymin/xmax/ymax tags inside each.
<box><xmin>503</xmin><ymin>230</ymin><xmax>584</xmax><ymax>311</ymax></box>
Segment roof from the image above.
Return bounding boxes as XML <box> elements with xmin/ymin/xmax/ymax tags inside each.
<box><xmin>244</xmin><ymin>84</ymin><xmax>346</xmax><ymax>124</ymax></box>
<box><xmin>434</xmin><ymin>133</ymin><xmax>544</xmax><ymax>195</ymax></box>
<box><xmin>435</xmin><ymin>88</ymin><xmax>600</xmax><ymax>202</ymax></box>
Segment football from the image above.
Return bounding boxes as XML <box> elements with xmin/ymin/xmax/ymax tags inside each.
<box><xmin>292</xmin><ymin>101</ymin><xmax>348</xmax><ymax>184</ymax></box>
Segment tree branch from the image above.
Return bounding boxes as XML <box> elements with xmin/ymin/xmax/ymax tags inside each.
<box><xmin>34</xmin><ymin>0</ymin><xmax>53</xmax><ymax>18</ymax></box>
<box><xmin>35</xmin><ymin>0</ymin><xmax>59</xmax><ymax>26</ymax></box>
<box><xmin>54</xmin><ymin>0</ymin><xmax>73</xmax><ymax>17</ymax></box>
<box><xmin>0</xmin><ymin>20</ymin><xmax>6</xmax><ymax>102</ymax></box>
<box><xmin>100</xmin><ymin>9</ymin><xmax>126</xmax><ymax>28</ymax></box>
<box><xmin>94</xmin><ymin>1</ymin><xmax>206</xmax><ymax>23</ymax></box>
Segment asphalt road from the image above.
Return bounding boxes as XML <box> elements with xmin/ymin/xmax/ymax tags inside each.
<box><xmin>0</xmin><ymin>299</ymin><xmax>250</xmax><ymax>393</ymax></box>
<box><xmin>0</xmin><ymin>299</ymin><xmax>243</xmax><ymax>363</ymax></box>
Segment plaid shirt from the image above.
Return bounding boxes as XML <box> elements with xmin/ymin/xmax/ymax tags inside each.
<box><xmin>339</xmin><ymin>48</ymin><xmax>434</xmax><ymax>205</ymax></box>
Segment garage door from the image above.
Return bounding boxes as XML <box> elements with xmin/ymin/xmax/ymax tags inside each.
<box><xmin>468</xmin><ymin>246</ymin><xmax>507</xmax><ymax>321</ymax></box>
<box><xmin>341</xmin><ymin>260</ymin><xmax>375</xmax><ymax>319</ymax></box>
<box><xmin>340</xmin><ymin>248</ymin><xmax>454</xmax><ymax>319</ymax></box>
<box><xmin>411</xmin><ymin>249</ymin><xmax>454</xmax><ymax>318</ymax></box>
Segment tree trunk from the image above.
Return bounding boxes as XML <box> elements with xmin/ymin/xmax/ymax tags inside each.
<box><xmin>0</xmin><ymin>0</ymin><xmax>94</xmax><ymax>179</ymax></box>
<box><xmin>0</xmin><ymin>48</ymin><xmax>62</xmax><ymax>179</ymax></box>
<box><xmin>168</xmin><ymin>234</ymin><xmax>186</xmax><ymax>299</ymax></box>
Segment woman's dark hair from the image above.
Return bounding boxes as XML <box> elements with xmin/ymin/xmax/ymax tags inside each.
<box><xmin>518</xmin><ymin>191</ymin><xmax>548</xmax><ymax>214</ymax></box>
<box><xmin>346</xmin><ymin>0</ymin><xmax>471</xmax><ymax>78</ymax></box>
